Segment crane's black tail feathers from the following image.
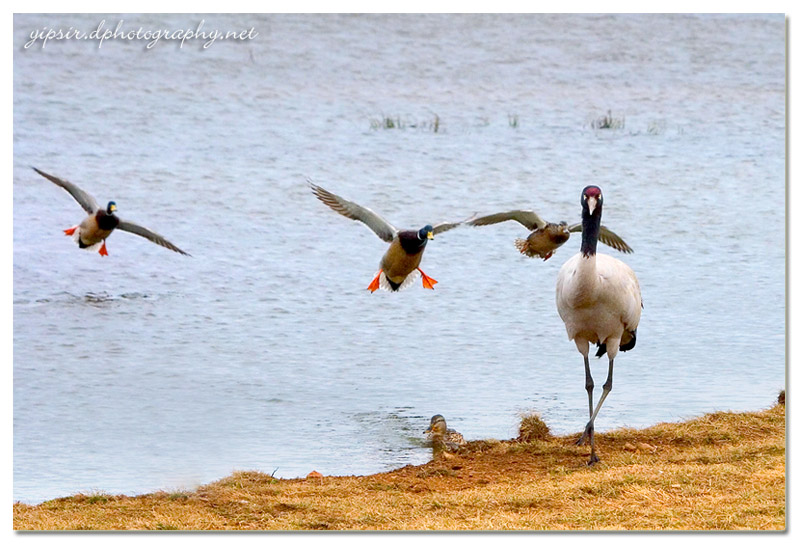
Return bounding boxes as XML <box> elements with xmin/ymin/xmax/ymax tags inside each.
<box><xmin>621</xmin><ymin>329</ymin><xmax>638</xmax><ymax>352</ymax></box>
<box><xmin>595</xmin><ymin>329</ymin><xmax>637</xmax><ymax>358</ymax></box>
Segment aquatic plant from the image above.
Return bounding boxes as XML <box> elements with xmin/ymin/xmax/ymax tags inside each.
<box><xmin>591</xmin><ymin>110</ymin><xmax>625</xmax><ymax>130</ymax></box>
<box><xmin>647</xmin><ymin>119</ymin><xmax>668</xmax><ymax>135</ymax></box>
<box><xmin>369</xmin><ymin>114</ymin><xmax>441</xmax><ymax>133</ymax></box>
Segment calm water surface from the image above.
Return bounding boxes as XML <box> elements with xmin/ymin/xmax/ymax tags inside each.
<box><xmin>13</xmin><ymin>14</ymin><xmax>785</xmax><ymax>504</ymax></box>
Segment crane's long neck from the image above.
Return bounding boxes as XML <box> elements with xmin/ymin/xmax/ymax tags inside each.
<box><xmin>581</xmin><ymin>198</ymin><xmax>601</xmax><ymax>257</ymax></box>
<box><xmin>571</xmin><ymin>244</ymin><xmax>598</xmax><ymax>306</ymax></box>
<box><xmin>569</xmin><ymin>194</ymin><xmax>602</xmax><ymax>304</ymax></box>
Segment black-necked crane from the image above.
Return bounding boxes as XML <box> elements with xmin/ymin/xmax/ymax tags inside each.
<box><xmin>555</xmin><ymin>185</ymin><xmax>642</xmax><ymax>465</ymax></box>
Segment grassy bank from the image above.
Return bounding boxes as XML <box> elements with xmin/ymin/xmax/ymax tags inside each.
<box><xmin>14</xmin><ymin>402</ymin><xmax>785</xmax><ymax>531</ymax></box>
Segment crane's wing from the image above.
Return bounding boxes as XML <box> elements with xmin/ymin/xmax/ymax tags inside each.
<box><xmin>568</xmin><ymin>223</ymin><xmax>633</xmax><ymax>253</ymax></box>
<box><xmin>117</xmin><ymin>219</ymin><xmax>190</xmax><ymax>256</ymax></box>
<box><xmin>309</xmin><ymin>182</ymin><xmax>397</xmax><ymax>243</ymax></box>
<box><xmin>468</xmin><ymin>210</ymin><xmax>547</xmax><ymax>231</ymax></box>
<box><xmin>33</xmin><ymin>167</ymin><xmax>99</xmax><ymax>214</ymax></box>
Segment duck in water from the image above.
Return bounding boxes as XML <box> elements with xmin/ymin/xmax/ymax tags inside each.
<box><xmin>424</xmin><ymin>414</ymin><xmax>466</xmax><ymax>452</ymax></box>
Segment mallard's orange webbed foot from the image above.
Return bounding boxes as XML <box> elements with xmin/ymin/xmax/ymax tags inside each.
<box><xmin>418</xmin><ymin>268</ymin><xmax>438</xmax><ymax>290</ymax></box>
<box><xmin>367</xmin><ymin>271</ymin><xmax>382</xmax><ymax>292</ymax></box>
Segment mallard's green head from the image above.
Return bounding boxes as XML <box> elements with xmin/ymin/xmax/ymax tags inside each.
<box><xmin>106</xmin><ymin>201</ymin><xmax>117</xmax><ymax>214</ymax></box>
<box><xmin>419</xmin><ymin>225</ymin><xmax>434</xmax><ymax>240</ymax></box>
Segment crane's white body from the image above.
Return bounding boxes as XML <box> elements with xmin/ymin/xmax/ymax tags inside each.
<box><xmin>556</xmin><ymin>252</ymin><xmax>642</xmax><ymax>360</ymax></box>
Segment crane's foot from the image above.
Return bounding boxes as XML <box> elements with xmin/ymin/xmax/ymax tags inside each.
<box><xmin>576</xmin><ymin>421</ymin><xmax>593</xmax><ymax>446</ymax></box>
<box><xmin>587</xmin><ymin>452</ymin><xmax>600</xmax><ymax>466</ymax></box>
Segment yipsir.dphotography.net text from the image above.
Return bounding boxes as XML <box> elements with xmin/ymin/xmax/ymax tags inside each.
<box><xmin>24</xmin><ymin>19</ymin><xmax>259</xmax><ymax>50</ymax></box>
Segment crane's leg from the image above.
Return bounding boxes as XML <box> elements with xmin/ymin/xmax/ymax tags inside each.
<box><xmin>576</xmin><ymin>354</ymin><xmax>595</xmax><ymax>446</ymax></box>
<box><xmin>575</xmin><ymin>337</ymin><xmax>594</xmax><ymax>444</ymax></box>
<box><xmin>578</xmin><ymin>358</ymin><xmax>614</xmax><ymax>465</ymax></box>
<box><xmin>582</xmin><ymin>354</ymin><xmax>594</xmax><ymax>418</ymax></box>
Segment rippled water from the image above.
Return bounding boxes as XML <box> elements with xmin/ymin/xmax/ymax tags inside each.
<box><xmin>13</xmin><ymin>14</ymin><xmax>785</xmax><ymax>504</ymax></box>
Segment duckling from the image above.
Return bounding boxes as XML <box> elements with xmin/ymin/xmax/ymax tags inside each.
<box><xmin>469</xmin><ymin>209</ymin><xmax>631</xmax><ymax>261</ymax></box>
<box><xmin>309</xmin><ymin>182</ymin><xmax>463</xmax><ymax>292</ymax></box>
<box><xmin>424</xmin><ymin>414</ymin><xmax>466</xmax><ymax>451</ymax></box>
<box><xmin>33</xmin><ymin>168</ymin><xmax>189</xmax><ymax>256</ymax></box>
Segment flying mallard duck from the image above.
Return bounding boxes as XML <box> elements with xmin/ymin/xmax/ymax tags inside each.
<box><xmin>309</xmin><ymin>182</ymin><xmax>463</xmax><ymax>292</ymax></box>
<box><xmin>468</xmin><ymin>208</ymin><xmax>632</xmax><ymax>261</ymax></box>
<box><xmin>33</xmin><ymin>167</ymin><xmax>190</xmax><ymax>256</ymax></box>
<box><xmin>424</xmin><ymin>414</ymin><xmax>466</xmax><ymax>451</ymax></box>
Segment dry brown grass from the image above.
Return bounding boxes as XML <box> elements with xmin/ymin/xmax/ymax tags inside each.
<box><xmin>14</xmin><ymin>404</ymin><xmax>785</xmax><ymax>531</ymax></box>
<box><xmin>517</xmin><ymin>411</ymin><xmax>551</xmax><ymax>442</ymax></box>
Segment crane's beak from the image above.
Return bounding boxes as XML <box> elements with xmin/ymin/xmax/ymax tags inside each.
<box><xmin>587</xmin><ymin>196</ymin><xmax>598</xmax><ymax>216</ymax></box>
